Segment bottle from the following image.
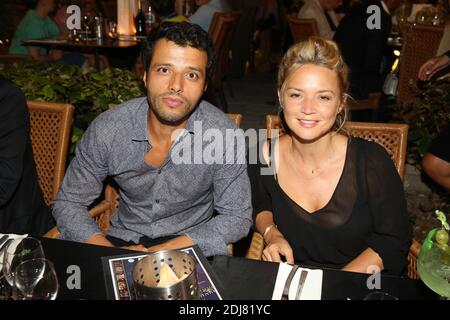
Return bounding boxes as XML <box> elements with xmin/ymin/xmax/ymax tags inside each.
<box><xmin>95</xmin><ymin>15</ymin><xmax>104</xmax><ymax>40</ymax></box>
<box><xmin>144</xmin><ymin>5</ymin><xmax>155</xmax><ymax>34</ymax></box>
<box><xmin>184</xmin><ymin>1</ymin><xmax>191</xmax><ymax>17</ymax></box>
<box><xmin>135</xmin><ymin>0</ymin><xmax>146</xmax><ymax>36</ymax></box>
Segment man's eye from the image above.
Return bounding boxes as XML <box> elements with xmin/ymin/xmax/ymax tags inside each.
<box><xmin>186</xmin><ymin>72</ymin><xmax>199</xmax><ymax>80</ymax></box>
<box><xmin>157</xmin><ymin>67</ymin><xmax>169</xmax><ymax>73</ymax></box>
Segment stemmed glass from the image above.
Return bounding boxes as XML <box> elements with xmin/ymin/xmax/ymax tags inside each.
<box><xmin>417</xmin><ymin>228</ymin><xmax>450</xmax><ymax>299</ymax></box>
<box><xmin>2</xmin><ymin>237</ymin><xmax>45</xmax><ymax>290</ymax></box>
<box><xmin>81</xmin><ymin>15</ymin><xmax>95</xmax><ymax>40</ymax></box>
<box><xmin>13</xmin><ymin>258</ymin><xmax>59</xmax><ymax>300</ymax></box>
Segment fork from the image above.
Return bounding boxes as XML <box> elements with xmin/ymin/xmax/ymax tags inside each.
<box><xmin>295</xmin><ymin>270</ymin><xmax>308</xmax><ymax>300</ymax></box>
<box><xmin>281</xmin><ymin>264</ymin><xmax>299</xmax><ymax>300</ymax></box>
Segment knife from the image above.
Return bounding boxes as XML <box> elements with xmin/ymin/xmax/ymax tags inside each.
<box><xmin>282</xmin><ymin>264</ymin><xmax>299</xmax><ymax>300</ymax></box>
<box><xmin>295</xmin><ymin>270</ymin><xmax>309</xmax><ymax>300</ymax></box>
<box><xmin>0</xmin><ymin>235</ymin><xmax>8</xmax><ymax>250</ymax></box>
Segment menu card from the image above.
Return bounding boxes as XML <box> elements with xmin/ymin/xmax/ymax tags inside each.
<box><xmin>101</xmin><ymin>245</ymin><xmax>223</xmax><ymax>300</ymax></box>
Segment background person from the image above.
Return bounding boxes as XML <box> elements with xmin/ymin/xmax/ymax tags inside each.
<box><xmin>418</xmin><ymin>50</ymin><xmax>450</xmax><ymax>81</ymax></box>
<box><xmin>0</xmin><ymin>76</ymin><xmax>54</xmax><ymax>236</ymax></box>
<box><xmin>421</xmin><ymin>126</ymin><xmax>450</xmax><ymax>192</ymax></box>
<box><xmin>297</xmin><ymin>0</ymin><xmax>342</xmax><ymax>40</ymax></box>
<box><xmin>9</xmin><ymin>0</ymin><xmax>85</xmax><ymax>66</ymax></box>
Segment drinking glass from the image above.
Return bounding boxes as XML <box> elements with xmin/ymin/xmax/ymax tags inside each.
<box><xmin>417</xmin><ymin>228</ymin><xmax>450</xmax><ymax>299</ymax></box>
<box><xmin>108</xmin><ymin>21</ymin><xmax>118</xmax><ymax>39</ymax></box>
<box><xmin>13</xmin><ymin>258</ymin><xmax>59</xmax><ymax>300</ymax></box>
<box><xmin>363</xmin><ymin>291</ymin><xmax>399</xmax><ymax>300</ymax></box>
<box><xmin>2</xmin><ymin>237</ymin><xmax>45</xmax><ymax>288</ymax></box>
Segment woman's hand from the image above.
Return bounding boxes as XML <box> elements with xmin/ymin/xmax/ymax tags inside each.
<box><xmin>418</xmin><ymin>54</ymin><xmax>450</xmax><ymax>81</ymax></box>
<box><xmin>263</xmin><ymin>235</ymin><xmax>294</xmax><ymax>264</ymax></box>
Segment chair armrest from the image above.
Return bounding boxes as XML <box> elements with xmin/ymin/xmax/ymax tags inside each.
<box><xmin>245</xmin><ymin>231</ymin><xmax>264</xmax><ymax>260</ymax></box>
<box><xmin>43</xmin><ymin>200</ymin><xmax>113</xmax><ymax>239</ymax></box>
<box><xmin>407</xmin><ymin>239</ymin><xmax>421</xmax><ymax>279</ymax></box>
<box><xmin>43</xmin><ymin>226</ymin><xmax>61</xmax><ymax>239</ymax></box>
<box><xmin>89</xmin><ymin>200</ymin><xmax>111</xmax><ymax>218</ymax></box>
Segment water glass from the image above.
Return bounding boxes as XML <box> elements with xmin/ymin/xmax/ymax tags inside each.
<box><xmin>2</xmin><ymin>237</ymin><xmax>45</xmax><ymax>288</ymax></box>
<box><xmin>363</xmin><ymin>291</ymin><xmax>399</xmax><ymax>300</ymax></box>
<box><xmin>13</xmin><ymin>258</ymin><xmax>59</xmax><ymax>300</ymax></box>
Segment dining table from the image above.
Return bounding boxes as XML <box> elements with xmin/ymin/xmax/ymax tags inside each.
<box><xmin>38</xmin><ymin>238</ymin><xmax>437</xmax><ymax>301</ymax></box>
<box><xmin>22</xmin><ymin>38</ymin><xmax>142</xmax><ymax>71</ymax></box>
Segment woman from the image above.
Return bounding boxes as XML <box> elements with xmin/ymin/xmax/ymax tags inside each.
<box><xmin>249</xmin><ymin>37</ymin><xmax>411</xmax><ymax>275</ymax></box>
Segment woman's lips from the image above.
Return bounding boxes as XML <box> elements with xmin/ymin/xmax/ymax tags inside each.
<box><xmin>298</xmin><ymin>119</ymin><xmax>319</xmax><ymax>127</ymax></box>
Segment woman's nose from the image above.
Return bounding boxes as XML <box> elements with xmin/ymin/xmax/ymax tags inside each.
<box><xmin>300</xmin><ymin>97</ymin><xmax>316</xmax><ymax>114</ymax></box>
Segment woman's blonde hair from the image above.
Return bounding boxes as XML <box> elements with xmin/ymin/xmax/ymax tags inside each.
<box><xmin>277</xmin><ymin>37</ymin><xmax>349</xmax><ymax>132</ymax></box>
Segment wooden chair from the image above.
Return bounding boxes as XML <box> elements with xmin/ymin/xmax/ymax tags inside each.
<box><xmin>247</xmin><ymin>114</ymin><xmax>420</xmax><ymax>279</ymax></box>
<box><xmin>397</xmin><ymin>24</ymin><xmax>444</xmax><ymax>103</ymax></box>
<box><xmin>286</xmin><ymin>15</ymin><xmax>319</xmax><ymax>44</ymax></box>
<box><xmin>44</xmin><ymin>112</ymin><xmax>244</xmax><ymax>255</ymax></box>
<box><xmin>27</xmin><ymin>101</ymin><xmax>74</xmax><ymax>207</ymax></box>
<box><xmin>206</xmin><ymin>11</ymin><xmax>241</xmax><ymax>112</ymax></box>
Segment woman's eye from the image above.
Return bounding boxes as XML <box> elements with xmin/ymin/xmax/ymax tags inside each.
<box><xmin>319</xmin><ymin>95</ymin><xmax>331</xmax><ymax>101</ymax></box>
<box><xmin>289</xmin><ymin>93</ymin><xmax>300</xmax><ymax>98</ymax></box>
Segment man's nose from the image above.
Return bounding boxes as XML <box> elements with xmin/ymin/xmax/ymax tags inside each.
<box><xmin>169</xmin><ymin>73</ymin><xmax>183</xmax><ymax>93</ymax></box>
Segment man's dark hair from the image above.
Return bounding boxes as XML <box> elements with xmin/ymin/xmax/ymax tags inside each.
<box><xmin>142</xmin><ymin>22</ymin><xmax>216</xmax><ymax>83</ymax></box>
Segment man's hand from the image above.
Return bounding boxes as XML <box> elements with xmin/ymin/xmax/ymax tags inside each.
<box><xmin>121</xmin><ymin>244</ymin><xmax>148</xmax><ymax>252</ymax></box>
<box><xmin>85</xmin><ymin>233</ymin><xmax>114</xmax><ymax>247</ymax></box>
<box><xmin>146</xmin><ymin>235</ymin><xmax>194</xmax><ymax>253</ymax></box>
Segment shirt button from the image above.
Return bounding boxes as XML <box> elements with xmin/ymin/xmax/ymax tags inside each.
<box><xmin>155</xmin><ymin>199</ymin><xmax>160</xmax><ymax>204</ymax></box>
<box><xmin>158</xmin><ymin>170</ymin><xmax>162</xmax><ymax>174</ymax></box>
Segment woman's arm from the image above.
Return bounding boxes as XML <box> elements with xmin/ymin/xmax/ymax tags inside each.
<box><xmin>255</xmin><ymin>210</ymin><xmax>294</xmax><ymax>264</ymax></box>
<box><xmin>341</xmin><ymin>247</ymin><xmax>384</xmax><ymax>274</ymax></box>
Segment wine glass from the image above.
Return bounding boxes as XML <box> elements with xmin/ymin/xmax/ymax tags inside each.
<box><xmin>417</xmin><ymin>228</ymin><xmax>450</xmax><ymax>299</ymax></box>
<box><xmin>2</xmin><ymin>237</ymin><xmax>45</xmax><ymax>289</ymax></box>
<box><xmin>81</xmin><ymin>15</ymin><xmax>94</xmax><ymax>40</ymax></box>
<box><xmin>13</xmin><ymin>258</ymin><xmax>59</xmax><ymax>300</ymax></box>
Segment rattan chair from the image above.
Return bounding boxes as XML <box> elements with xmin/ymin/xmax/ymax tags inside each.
<box><xmin>27</xmin><ymin>101</ymin><xmax>74</xmax><ymax>207</ymax></box>
<box><xmin>246</xmin><ymin>114</ymin><xmax>420</xmax><ymax>279</ymax></box>
<box><xmin>286</xmin><ymin>15</ymin><xmax>319</xmax><ymax>44</ymax></box>
<box><xmin>44</xmin><ymin>112</ymin><xmax>244</xmax><ymax>255</ymax></box>
<box><xmin>397</xmin><ymin>24</ymin><xmax>444</xmax><ymax>103</ymax></box>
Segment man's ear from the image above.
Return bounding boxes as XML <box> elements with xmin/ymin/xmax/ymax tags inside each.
<box><xmin>142</xmin><ymin>72</ymin><xmax>147</xmax><ymax>87</ymax></box>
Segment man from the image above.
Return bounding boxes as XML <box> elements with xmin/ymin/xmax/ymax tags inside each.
<box><xmin>298</xmin><ymin>0</ymin><xmax>342</xmax><ymax>40</ymax></box>
<box><xmin>189</xmin><ymin>0</ymin><xmax>231</xmax><ymax>32</ymax></box>
<box><xmin>333</xmin><ymin>0</ymin><xmax>401</xmax><ymax>99</ymax></box>
<box><xmin>0</xmin><ymin>76</ymin><xmax>54</xmax><ymax>236</ymax></box>
<box><xmin>9</xmin><ymin>0</ymin><xmax>84</xmax><ymax>66</ymax></box>
<box><xmin>52</xmin><ymin>22</ymin><xmax>252</xmax><ymax>256</ymax></box>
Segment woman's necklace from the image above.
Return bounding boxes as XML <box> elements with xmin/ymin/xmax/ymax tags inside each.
<box><xmin>289</xmin><ymin>138</ymin><xmax>335</xmax><ymax>177</ymax></box>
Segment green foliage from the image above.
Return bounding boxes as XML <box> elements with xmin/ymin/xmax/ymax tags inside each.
<box><xmin>390</xmin><ymin>77</ymin><xmax>450</xmax><ymax>165</ymax></box>
<box><xmin>0</xmin><ymin>61</ymin><xmax>145</xmax><ymax>155</ymax></box>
